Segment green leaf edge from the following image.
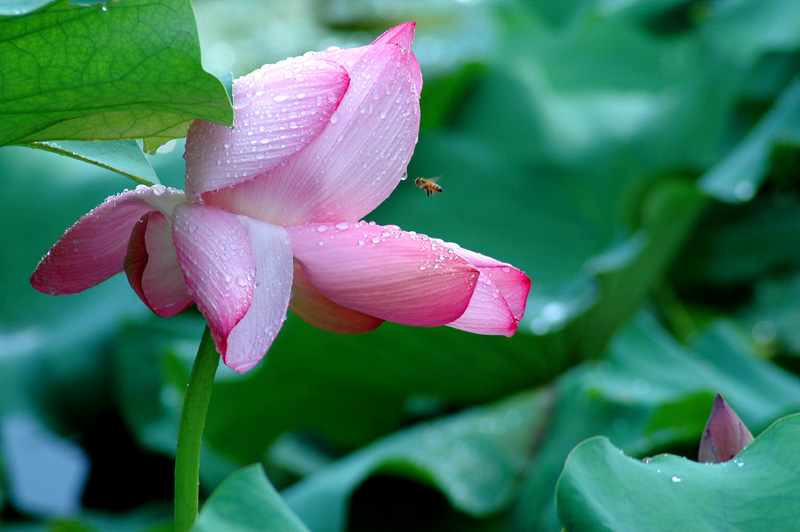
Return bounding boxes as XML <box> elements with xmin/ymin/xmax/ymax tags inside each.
<box><xmin>28</xmin><ymin>140</ymin><xmax>159</xmax><ymax>185</ymax></box>
<box><xmin>193</xmin><ymin>464</ymin><xmax>311</xmax><ymax>532</ymax></box>
<box><xmin>555</xmin><ymin>413</ymin><xmax>800</xmax><ymax>532</ymax></box>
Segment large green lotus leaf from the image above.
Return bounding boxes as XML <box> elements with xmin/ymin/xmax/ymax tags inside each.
<box><xmin>556</xmin><ymin>414</ymin><xmax>800</xmax><ymax>532</ymax></box>
<box><xmin>672</xmin><ymin>190</ymin><xmax>800</xmax><ymax>290</ymax></box>
<box><xmin>739</xmin><ymin>272</ymin><xmax>800</xmax><ymax>357</ymax></box>
<box><xmin>490</xmin><ymin>13</ymin><xmax>736</xmax><ymax>172</ymax></box>
<box><xmin>699</xmin><ymin>78</ymin><xmax>800</xmax><ymax>203</ymax></box>
<box><xmin>667</xmin><ymin>71</ymin><xmax>800</xmax><ymax>297</ymax></box>
<box><xmin>0</xmin><ymin>0</ymin><xmax>232</xmax><ymax>149</ymax></box>
<box><xmin>29</xmin><ymin>140</ymin><xmax>159</xmax><ymax>185</ymax></box>
<box><xmin>699</xmin><ymin>0</ymin><xmax>800</xmax><ymax>63</ymax></box>
<box><xmin>282</xmin><ymin>387</ymin><xmax>553</xmax><ymax>532</ymax></box>
<box><xmin>193</xmin><ymin>465</ymin><xmax>310</xmax><ymax>532</ymax></box>
<box><xmin>511</xmin><ymin>312</ymin><xmax>800</xmax><ymax>532</ymax></box>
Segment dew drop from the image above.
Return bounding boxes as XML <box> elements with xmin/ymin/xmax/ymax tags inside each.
<box><xmin>335</xmin><ymin>222</ymin><xmax>349</xmax><ymax>230</ymax></box>
<box><xmin>273</xmin><ymin>93</ymin><xmax>290</xmax><ymax>103</ymax></box>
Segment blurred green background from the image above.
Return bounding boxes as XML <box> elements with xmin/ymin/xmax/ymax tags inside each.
<box><xmin>2</xmin><ymin>0</ymin><xmax>800</xmax><ymax>530</ymax></box>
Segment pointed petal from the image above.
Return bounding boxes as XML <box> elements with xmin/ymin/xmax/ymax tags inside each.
<box><xmin>371</xmin><ymin>22</ymin><xmax>422</xmax><ymax>95</ymax></box>
<box><xmin>290</xmin><ymin>261</ymin><xmax>384</xmax><ymax>334</ymax></box>
<box><xmin>31</xmin><ymin>185</ymin><xmax>185</xmax><ymax>295</ymax></box>
<box><xmin>447</xmin><ymin>276</ymin><xmax>518</xmax><ymax>337</ymax></box>
<box><xmin>172</xmin><ymin>204</ymin><xmax>255</xmax><ymax>354</ymax></box>
<box><xmin>124</xmin><ymin>211</ymin><xmax>193</xmax><ymax>317</ymax></box>
<box><xmin>290</xmin><ymin>222</ymin><xmax>478</xmax><ymax>326</ymax></box>
<box><xmin>185</xmin><ymin>57</ymin><xmax>350</xmax><ymax>199</ymax></box>
<box><xmin>698</xmin><ymin>394</ymin><xmax>754</xmax><ymax>463</ymax></box>
<box><xmin>444</xmin><ymin>243</ymin><xmax>531</xmax><ymax>320</ymax></box>
<box><xmin>224</xmin><ymin>218</ymin><xmax>294</xmax><ymax>373</ymax></box>
<box><xmin>206</xmin><ymin>43</ymin><xmax>420</xmax><ymax>226</ymax></box>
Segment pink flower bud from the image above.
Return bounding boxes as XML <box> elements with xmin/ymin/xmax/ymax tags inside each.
<box><xmin>698</xmin><ymin>394</ymin><xmax>754</xmax><ymax>463</ymax></box>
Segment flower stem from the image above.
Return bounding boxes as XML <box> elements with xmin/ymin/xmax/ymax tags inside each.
<box><xmin>174</xmin><ymin>326</ymin><xmax>220</xmax><ymax>532</ymax></box>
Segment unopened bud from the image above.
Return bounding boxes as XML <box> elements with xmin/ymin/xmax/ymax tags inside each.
<box><xmin>698</xmin><ymin>393</ymin><xmax>754</xmax><ymax>463</ymax></box>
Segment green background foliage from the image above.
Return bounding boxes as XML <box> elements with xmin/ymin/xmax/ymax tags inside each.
<box><xmin>2</xmin><ymin>0</ymin><xmax>800</xmax><ymax>530</ymax></box>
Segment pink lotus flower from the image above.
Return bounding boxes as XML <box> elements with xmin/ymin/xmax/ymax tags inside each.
<box><xmin>31</xmin><ymin>23</ymin><xmax>530</xmax><ymax>373</ymax></box>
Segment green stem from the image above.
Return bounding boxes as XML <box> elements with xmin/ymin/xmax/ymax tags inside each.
<box><xmin>174</xmin><ymin>326</ymin><xmax>220</xmax><ymax>532</ymax></box>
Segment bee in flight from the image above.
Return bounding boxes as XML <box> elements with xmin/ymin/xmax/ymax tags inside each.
<box><xmin>414</xmin><ymin>177</ymin><xmax>443</xmax><ymax>197</ymax></box>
